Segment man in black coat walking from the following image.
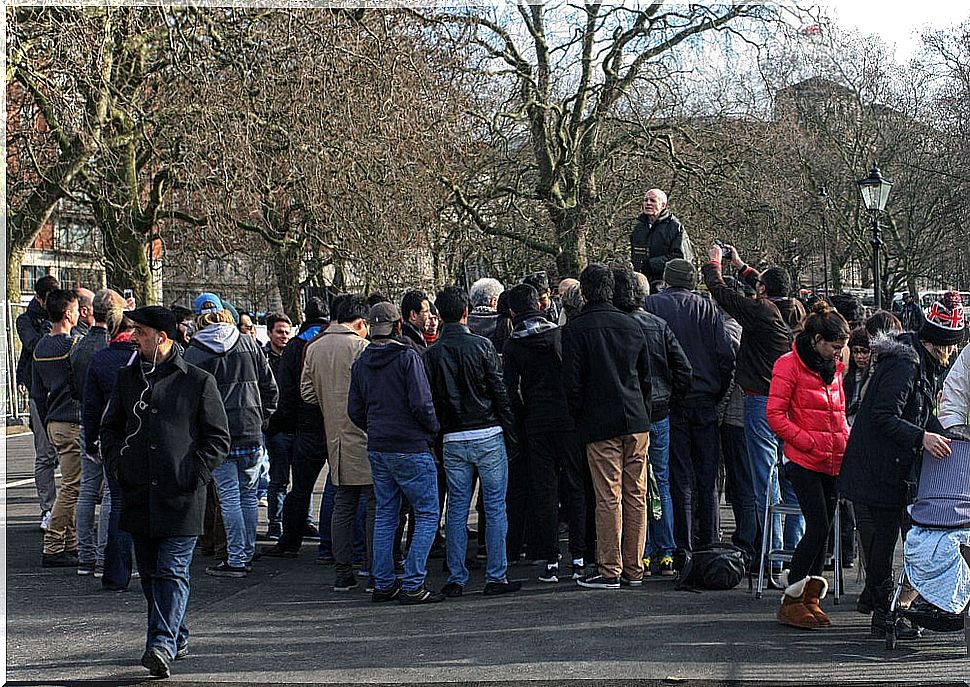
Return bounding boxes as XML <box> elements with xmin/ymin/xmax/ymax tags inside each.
<box><xmin>101</xmin><ymin>306</ymin><xmax>230</xmax><ymax>678</ymax></box>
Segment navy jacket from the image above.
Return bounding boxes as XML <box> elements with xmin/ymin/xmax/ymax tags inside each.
<box><xmin>31</xmin><ymin>332</ymin><xmax>83</xmax><ymax>424</ymax></box>
<box><xmin>348</xmin><ymin>338</ymin><xmax>439</xmax><ymax>453</ymax></box>
<box><xmin>82</xmin><ymin>340</ymin><xmax>138</xmax><ymax>455</ymax></box>
<box><xmin>644</xmin><ymin>288</ymin><xmax>735</xmax><ymax>405</ymax></box>
<box><xmin>71</xmin><ymin>326</ymin><xmax>109</xmax><ymax>403</ymax></box>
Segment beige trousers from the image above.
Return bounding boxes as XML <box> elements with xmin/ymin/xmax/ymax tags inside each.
<box><xmin>586</xmin><ymin>432</ymin><xmax>650</xmax><ymax>580</ymax></box>
<box><xmin>43</xmin><ymin>422</ymin><xmax>82</xmax><ymax>554</ymax></box>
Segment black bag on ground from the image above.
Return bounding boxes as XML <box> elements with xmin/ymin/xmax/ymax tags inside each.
<box><xmin>675</xmin><ymin>544</ymin><xmax>748</xmax><ymax>591</ymax></box>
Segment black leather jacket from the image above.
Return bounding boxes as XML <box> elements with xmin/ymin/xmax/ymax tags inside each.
<box><xmin>629</xmin><ymin>309</ymin><xmax>693</xmax><ymax>421</ymax></box>
<box><xmin>422</xmin><ymin>322</ymin><xmax>515</xmax><ymax>437</ymax></box>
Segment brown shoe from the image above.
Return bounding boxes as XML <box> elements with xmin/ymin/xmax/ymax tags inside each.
<box><xmin>777</xmin><ymin>577</ymin><xmax>820</xmax><ymax>629</ymax></box>
<box><xmin>802</xmin><ymin>576</ymin><xmax>831</xmax><ymax>626</ymax></box>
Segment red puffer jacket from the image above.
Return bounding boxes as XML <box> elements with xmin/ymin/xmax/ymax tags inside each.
<box><xmin>767</xmin><ymin>346</ymin><xmax>850</xmax><ymax>476</ymax></box>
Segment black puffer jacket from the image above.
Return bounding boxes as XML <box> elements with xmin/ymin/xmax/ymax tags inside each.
<box><xmin>629</xmin><ymin>309</ymin><xmax>693</xmax><ymax>421</ymax></box>
<box><xmin>101</xmin><ymin>351</ymin><xmax>229</xmax><ymax>538</ymax></box>
<box><xmin>422</xmin><ymin>322</ymin><xmax>515</xmax><ymax>436</ymax></box>
<box><xmin>839</xmin><ymin>332</ymin><xmax>948</xmax><ymax>508</ymax></box>
<box><xmin>183</xmin><ymin>323</ymin><xmax>278</xmax><ymax>447</ymax></box>
<box><xmin>630</xmin><ymin>210</ymin><xmax>694</xmax><ymax>284</ymax></box>
<box><xmin>562</xmin><ymin>302</ymin><xmax>652</xmax><ymax>444</ymax></box>
<box><xmin>502</xmin><ymin>312</ymin><xmax>574</xmax><ymax>433</ymax></box>
<box><xmin>272</xmin><ymin>318</ymin><xmax>328</xmax><ymax>435</ymax></box>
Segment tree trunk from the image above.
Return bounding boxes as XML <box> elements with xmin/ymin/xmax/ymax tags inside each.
<box><xmin>99</xmin><ymin>213</ymin><xmax>153</xmax><ymax>304</ymax></box>
<box><xmin>6</xmin><ymin>245</ymin><xmax>27</xmax><ymax>303</ymax></box>
<box><xmin>273</xmin><ymin>246</ymin><xmax>303</xmax><ymax>323</ymax></box>
<box><xmin>551</xmin><ymin>206</ymin><xmax>588</xmax><ymax>278</ymax></box>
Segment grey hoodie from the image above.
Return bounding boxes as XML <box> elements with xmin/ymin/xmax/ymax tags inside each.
<box><xmin>183</xmin><ymin>322</ymin><xmax>278</xmax><ymax>447</ymax></box>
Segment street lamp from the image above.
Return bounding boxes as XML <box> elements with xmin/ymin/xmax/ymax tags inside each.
<box><xmin>856</xmin><ymin>163</ymin><xmax>893</xmax><ymax>309</ymax></box>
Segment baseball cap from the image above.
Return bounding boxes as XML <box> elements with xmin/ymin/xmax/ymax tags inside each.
<box><xmin>368</xmin><ymin>302</ymin><xmax>401</xmax><ymax>337</ymax></box>
<box><xmin>194</xmin><ymin>292</ymin><xmax>224</xmax><ymax>315</ymax></box>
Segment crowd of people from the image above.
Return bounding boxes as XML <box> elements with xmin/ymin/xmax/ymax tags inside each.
<box><xmin>15</xmin><ymin>187</ymin><xmax>970</xmax><ymax>679</ymax></box>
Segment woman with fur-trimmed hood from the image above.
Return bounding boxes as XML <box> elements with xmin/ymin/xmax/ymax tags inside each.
<box><xmin>839</xmin><ymin>302</ymin><xmax>965</xmax><ymax>639</ymax></box>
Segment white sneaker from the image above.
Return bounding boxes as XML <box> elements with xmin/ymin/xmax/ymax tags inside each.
<box><xmin>39</xmin><ymin>511</ymin><xmax>51</xmax><ymax>531</ymax></box>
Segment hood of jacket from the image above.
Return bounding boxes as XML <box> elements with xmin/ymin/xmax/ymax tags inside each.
<box><xmin>510</xmin><ymin>312</ymin><xmax>559</xmax><ymax>344</ymax></box>
<box><xmin>870</xmin><ymin>331</ymin><xmax>919</xmax><ymax>365</ymax></box>
<box><xmin>27</xmin><ymin>297</ymin><xmax>49</xmax><ymax>323</ymax></box>
<box><xmin>360</xmin><ymin>338</ymin><xmax>410</xmax><ymax>369</ymax></box>
<box><xmin>191</xmin><ymin>322</ymin><xmax>240</xmax><ymax>354</ymax></box>
<box><xmin>297</xmin><ymin>318</ymin><xmax>328</xmax><ymax>340</ymax></box>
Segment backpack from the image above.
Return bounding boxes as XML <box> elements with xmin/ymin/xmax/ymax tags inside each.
<box><xmin>675</xmin><ymin>544</ymin><xmax>748</xmax><ymax>591</ymax></box>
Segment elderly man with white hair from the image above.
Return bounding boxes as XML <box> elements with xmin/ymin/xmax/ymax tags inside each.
<box><xmin>467</xmin><ymin>277</ymin><xmax>506</xmax><ymax>348</ymax></box>
<box><xmin>630</xmin><ymin>187</ymin><xmax>694</xmax><ymax>293</ymax></box>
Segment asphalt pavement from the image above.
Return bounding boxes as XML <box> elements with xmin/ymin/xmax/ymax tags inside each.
<box><xmin>4</xmin><ymin>432</ymin><xmax>969</xmax><ymax>686</ymax></box>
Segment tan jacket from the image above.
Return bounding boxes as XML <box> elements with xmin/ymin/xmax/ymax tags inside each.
<box><xmin>301</xmin><ymin>324</ymin><xmax>370</xmax><ymax>486</ymax></box>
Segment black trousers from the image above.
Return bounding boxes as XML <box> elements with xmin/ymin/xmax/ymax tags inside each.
<box><xmin>559</xmin><ymin>430</ymin><xmax>596</xmax><ymax>561</ymax></box>
<box><xmin>785</xmin><ymin>462</ymin><xmax>837</xmax><ymax>582</ymax></box>
<box><xmin>855</xmin><ymin>502</ymin><xmax>907</xmax><ymax>612</ymax></box>
<box><xmin>333</xmin><ymin>484</ymin><xmax>375</xmax><ymax>576</ymax></box>
<box><xmin>278</xmin><ymin>431</ymin><xmax>327</xmax><ymax>552</ymax></box>
<box><xmin>513</xmin><ymin>431</ymin><xmax>568</xmax><ymax>562</ymax></box>
<box><xmin>669</xmin><ymin>404</ymin><xmax>721</xmax><ymax>552</ymax></box>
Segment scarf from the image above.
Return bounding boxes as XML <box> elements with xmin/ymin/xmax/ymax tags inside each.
<box><xmin>795</xmin><ymin>334</ymin><xmax>837</xmax><ymax>385</ymax></box>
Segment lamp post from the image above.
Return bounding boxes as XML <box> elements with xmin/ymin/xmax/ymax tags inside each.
<box><xmin>856</xmin><ymin>164</ymin><xmax>893</xmax><ymax>310</ymax></box>
<box><xmin>817</xmin><ymin>186</ymin><xmax>830</xmax><ymax>296</ymax></box>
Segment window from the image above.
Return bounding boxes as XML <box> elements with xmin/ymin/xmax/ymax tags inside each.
<box><xmin>58</xmin><ymin>267</ymin><xmax>104</xmax><ymax>290</ymax></box>
<box><xmin>54</xmin><ymin>221</ymin><xmax>100</xmax><ymax>252</ymax></box>
<box><xmin>20</xmin><ymin>265</ymin><xmax>50</xmax><ymax>294</ymax></box>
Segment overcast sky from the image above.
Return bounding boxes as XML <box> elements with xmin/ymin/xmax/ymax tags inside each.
<box><xmin>825</xmin><ymin>1</ymin><xmax>968</xmax><ymax>60</ymax></box>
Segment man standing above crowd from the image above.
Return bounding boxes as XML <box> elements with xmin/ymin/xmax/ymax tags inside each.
<box><xmin>563</xmin><ymin>263</ymin><xmax>653</xmax><ymax>589</ymax></box>
<box><xmin>348</xmin><ymin>302</ymin><xmax>444</xmax><ymax>604</ymax></box>
<box><xmin>703</xmin><ymin>245</ymin><xmax>805</xmax><ymax>569</ymax></box>
<box><xmin>16</xmin><ymin>274</ymin><xmax>60</xmax><ymax>530</ymax></box>
<box><xmin>423</xmin><ymin>286</ymin><xmax>521</xmax><ymax>598</ymax></box>
<box><xmin>302</xmin><ymin>294</ymin><xmax>375</xmax><ymax>592</ymax></box>
<box><xmin>630</xmin><ymin>188</ymin><xmax>694</xmax><ymax>292</ymax></box>
<box><xmin>31</xmin><ymin>288</ymin><xmax>84</xmax><ymax>567</ymax></box>
<box><xmin>645</xmin><ymin>259</ymin><xmax>734</xmax><ymax>564</ymax></box>
<box><xmin>101</xmin><ymin>306</ymin><xmax>229</xmax><ymax>678</ymax></box>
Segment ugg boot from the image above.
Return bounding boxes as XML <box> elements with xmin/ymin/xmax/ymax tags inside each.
<box><xmin>777</xmin><ymin>577</ymin><xmax>820</xmax><ymax>629</ymax></box>
<box><xmin>802</xmin><ymin>576</ymin><xmax>831</xmax><ymax>626</ymax></box>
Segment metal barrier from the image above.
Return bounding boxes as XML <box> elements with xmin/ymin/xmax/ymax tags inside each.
<box><xmin>5</xmin><ymin>302</ymin><xmax>29</xmax><ymax>422</ymax></box>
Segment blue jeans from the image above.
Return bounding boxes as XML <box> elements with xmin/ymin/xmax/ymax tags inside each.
<box><xmin>212</xmin><ymin>451</ymin><xmax>261</xmax><ymax>567</ymax></box>
<box><xmin>266</xmin><ymin>432</ymin><xmax>295</xmax><ymax>533</ymax></box>
<box><xmin>369</xmin><ymin>451</ymin><xmax>439</xmax><ymax>591</ymax></box>
<box><xmin>645</xmin><ymin>417</ymin><xmax>674</xmax><ymax>559</ymax></box>
<box><xmin>76</xmin><ymin>451</ymin><xmax>110</xmax><ymax>565</ymax></box>
<box><xmin>132</xmin><ymin>535</ymin><xmax>195</xmax><ymax>659</ymax></box>
<box><xmin>443</xmin><ymin>432</ymin><xmax>509</xmax><ymax>586</ymax></box>
<box><xmin>744</xmin><ymin>395</ymin><xmax>804</xmax><ymax>559</ymax></box>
